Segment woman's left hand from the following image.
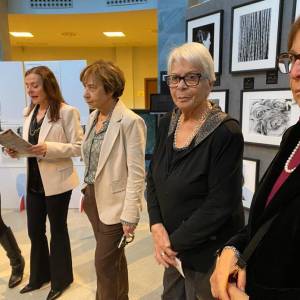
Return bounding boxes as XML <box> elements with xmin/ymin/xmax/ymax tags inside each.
<box><xmin>227</xmin><ymin>283</ymin><xmax>249</xmax><ymax>300</ymax></box>
<box><xmin>122</xmin><ymin>224</ymin><xmax>136</xmax><ymax>237</ymax></box>
<box><xmin>28</xmin><ymin>143</ymin><xmax>47</xmax><ymax>156</ymax></box>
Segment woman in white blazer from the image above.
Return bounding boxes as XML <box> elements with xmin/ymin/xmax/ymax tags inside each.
<box><xmin>80</xmin><ymin>60</ymin><xmax>146</xmax><ymax>300</ymax></box>
<box><xmin>6</xmin><ymin>66</ymin><xmax>83</xmax><ymax>300</ymax></box>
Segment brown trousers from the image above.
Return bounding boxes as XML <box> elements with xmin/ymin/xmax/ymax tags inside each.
<box><xmin>83</xmin><ymin>184</ymin><xmax>129</xmax><ymax>300</ymax></box>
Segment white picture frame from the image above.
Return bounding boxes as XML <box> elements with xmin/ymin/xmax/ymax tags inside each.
<box><xmin>231</xmin><ymin>0</ymin><xmax>281</xmax><ymax>72</ymax></box>
<box><xmin>241</xmin><ymin>89</ymin><xmax>300</xmax><ymax>146</ymax></box>
<box><xmin>187</xmin><ymin>10</ymin><xmax>223</xmax><ymax>74</ymax></box>
<box><xmin>243</xmin><ymin>158</ymin><xmax>259</xmax><ymax>209</ymax></box>
<box><xmin>208</xmin><ymin>90</ymin><xmax>228</xmax><ymax>112</ymax></box>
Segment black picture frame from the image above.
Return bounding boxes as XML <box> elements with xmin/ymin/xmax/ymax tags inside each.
<box><xmin>230</xmin><ymin>0</ymin><xmax>282</xmax><ymax>73</ymax></box>
<box><xmin>242</xmin><ymin>158</ymin><xmax>260</xmax><ymax>209</ymax></box>
<box><xmin>186</xmin><ymin>10</ymin><xmax>223</xmax><ymax>74</ymax></box>
<box><xmin>208</xmin><ymin>89</ymin><xmax>229</xmax><ymax>113</ymax></box>
<box><xmin>132</xmin><ymin>109</ymin><xmax>157</xmax><ymax>159</ymax></box>
<box><xmin>240</xmin><ymin>89</ymin><xmax>299</xmax><ymax>146</ymax></box>
<box><xmin>293</xmin><ymin>0</ymin><xmax>300</xmax><ymax>21</ymax></box>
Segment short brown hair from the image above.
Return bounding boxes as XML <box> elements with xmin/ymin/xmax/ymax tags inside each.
<box><xmin>288</xmin><ymin>16</ymin><xmax>300</xmax><ymax>50</ymax></box>
<box><xmin>80</xmin><ymin>60</ymin><xmax>125</xmax><ymax>100</ymax></box>
<box><xmin>25</xmin><ymin>66</ymin><xmax>65</xmax><ymax>122</ymax></box>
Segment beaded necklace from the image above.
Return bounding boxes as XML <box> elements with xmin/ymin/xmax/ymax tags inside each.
<box><xmin>284</xmin><ymin>140</ymin><xmax>300</xmax><ymax>173</ymax></box>
<box><xmin>173</xmin><ymin>103</ymin><xmax>211</xmax><ymax>150</ymax></box>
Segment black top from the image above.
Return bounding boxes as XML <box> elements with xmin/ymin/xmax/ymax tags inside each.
<box><xmin>147</xmin><ymin>106</ymin><xmax>245</xmax><ymax>272</ymax></box>
<box><xmin>226</xmin><ymin>121</ymin><xmax>300</xmax><ymax>299</ymax></box>
<box><xmin>27</xmin><ymin>105</ymin><xmax>45</xmax><ymax>194</ymax></box>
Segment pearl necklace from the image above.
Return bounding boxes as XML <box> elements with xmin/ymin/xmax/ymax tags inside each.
<box><xmin>284</xmin><ymin>140</ymin><xmax>300</xmax><ymax>173</ymax></box>
<box><xmin>173</xmin><ymin>104</ymin><xmax>211</xmax><ymax>149</ymax></box>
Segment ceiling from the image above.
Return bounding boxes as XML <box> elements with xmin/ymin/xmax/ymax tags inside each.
<box><xmin>8</xmin><ymin>9</ymin><xmax>157</xmax><ymax>48</ymax></box>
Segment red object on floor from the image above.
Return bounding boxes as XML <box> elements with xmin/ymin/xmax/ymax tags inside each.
<box><xmin>19</xmin><ymin>194</ymin><xmax>25</xmax><ymax>212</ymax></box>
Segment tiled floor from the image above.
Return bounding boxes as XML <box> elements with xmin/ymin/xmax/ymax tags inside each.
<box><xmin>0</xmin><ymin>209</ymin><xmax>163</xmax><ymax>300</ymax></box>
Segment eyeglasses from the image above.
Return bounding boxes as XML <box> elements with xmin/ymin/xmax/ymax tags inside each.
<box><xmin>117</xmin><ymin>233</ymin><xmax>134</xmax><ymax>249</ymax></box>
<box><xmin>278</xmin><ymin>52</ymin><xmax>300</xmax><ymax>74</ymax></box>
<box><xmin>165</xmin><ymin>73</ymin><xmax>207</xmax><ymax>87</ymax></box>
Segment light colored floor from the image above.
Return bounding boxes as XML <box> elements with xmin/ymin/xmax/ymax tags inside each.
<box><xmin>0</xmin><ymin>209</ymin><xmax>164</xmax><ymax>300</ymax></box>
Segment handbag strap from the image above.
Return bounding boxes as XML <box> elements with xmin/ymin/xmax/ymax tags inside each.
<box><xmin>237</xmin><ymin>213</ymin><xmax>279</xmax><ymax>269</ymax></box>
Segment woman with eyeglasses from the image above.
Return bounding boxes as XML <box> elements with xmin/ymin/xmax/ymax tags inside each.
<box><xmin>210</xmin><ymin>17</ymin><xmax>300</xmax><ymax>300</ymax></box>
<box><xmin>146</xmin><ymin>42</ymin><xmax>244</xmax><ymax>299</ymax></box>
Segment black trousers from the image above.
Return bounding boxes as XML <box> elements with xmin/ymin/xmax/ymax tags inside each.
<box><xmin>0</xmin><ymin>195</ymin><xmax>8</xmax><ymax>236</ymax></box>
<box><xmin>26</xmin><ymin>189</ymin><xmax>73</xmax><ymax>290</ymax></box>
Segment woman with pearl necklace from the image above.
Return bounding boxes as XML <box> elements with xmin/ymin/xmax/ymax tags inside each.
<box><xmin>210</xmin><ymin>16</ymin><xmax>300</xmax><ymax>300</ymax></box>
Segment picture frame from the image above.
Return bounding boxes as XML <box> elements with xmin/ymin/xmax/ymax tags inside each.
<box><xmin>132</xmin><ymin>109</ymin><xmax>157</xmax><ymax>159</ymax></box>
<box><xmin>186</xmin><ymin>10</ymin><xmax>223</xmax><ymax>74</ymax></box>
<box><xmin>230</xmin><ymin>0</ymin><xmax>282</xmax><ymax>72</ymax></box>
<box><xmin>208</xmin><ymin>90</ymin><xmax>229</xmax><ymax>112</ymax></box>
<box><xmin>294</xmin><ymin>0</ymin><xmax>300</xmax><ymax>21</ymax></box>
<box><xmin>241</xmin><ymin>89</ymin><xmax>300</xmax><ymax>146</ymax></box>
<box><xmin>242</xmin><ymin>158</ymin><xmax>260</xmax><ymax>209</ymax></box>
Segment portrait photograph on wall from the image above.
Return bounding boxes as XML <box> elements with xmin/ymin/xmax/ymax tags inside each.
<box><xmin>186</xmin><ymin>10</ymin><xmax>223</xmax><ymax>73</ymax></box>
<box><xmin>294</xmin><ymin>0</ymin><xmax>300</xmax><ymax>20</ymax></box>
<box><xmin>242</xmin><ymin>158</ymin><xmax>259</xmax><ymax>209</ymax></box>
<box><xmin>241</xmin><ymin>89</ymin><xmax>300</xmax><ymax>146</ymax></box>
<box><xmin>208</xmin><ymin>90</ymin><xmax>228</xmax><ymax>112</ymax></box>
<box><xmin>231</xmin><ymin>0</ymin><xmax>281</xmax><ymax>72</ymax></box>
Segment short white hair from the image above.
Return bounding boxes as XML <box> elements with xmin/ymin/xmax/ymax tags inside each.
<box><xmin>167</xmin><ymin>42</ymin><xmax>216</xmax><ymax>82</ymax></box>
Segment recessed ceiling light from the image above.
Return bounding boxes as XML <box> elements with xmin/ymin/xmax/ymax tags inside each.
<box><xmin>9</xmin><ymin>32</ymin><xmax>34</xmax><ymax>37</ymax></box>
<box><xmin>103</xmin><ymin>32</ymin><xmax>125</xmax><ymax>37</ymax></box>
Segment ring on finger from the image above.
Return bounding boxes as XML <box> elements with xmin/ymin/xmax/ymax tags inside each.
<box><xmin>161</xmin><ymin>251</ymin><xmax>165</xmax><ymax>257</ymax></box>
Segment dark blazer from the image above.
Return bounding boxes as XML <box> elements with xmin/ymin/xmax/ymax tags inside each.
<box><xmin>227</xmin><ymin>122</ymin><xmax>300</xmax><ymax>299</ymax></box>
<box><xmin>147</xmin><ymin>107</ymin><xmax>245</xmax><ymax>272</ymax></box>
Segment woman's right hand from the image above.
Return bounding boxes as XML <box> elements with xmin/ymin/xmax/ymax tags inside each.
<box><xmin>151</xmin><ymin>223</ymin><xmax>177</xmax><ymax>268</ymax></box>
<box><xmin>210</xmin><ymin>247</ymin><xmax>246</xmax><ymax>300</ymax></box>
<box><xmin>4</xmin><ymin>148</ymin><xmax>18</xmax><ymax>158</ymax></box>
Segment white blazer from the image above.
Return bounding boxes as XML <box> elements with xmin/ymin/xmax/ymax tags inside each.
<box><xmin>23</xmin><ymin>103</ymin><xmax>83</xmax><ymax>196</ymax></box>
<box><xmin>82</xmin><ymin>101</ymin><xmax>146</xmax><ymax>225</ymax></box>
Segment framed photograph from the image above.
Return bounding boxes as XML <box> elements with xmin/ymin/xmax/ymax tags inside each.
<box><xmin>241</xmin><ymin>89</ymin><xmax>300</xmax><ymax>146</ymax></box>
<box><xmin>186</xmin><ymin>10</ymin><xmax>223</xmax><ymax>74</ymax></box>
<box><xmin>294</xmin><ymin>0</ymin><xmax>300</xmax><ymax>20</ymax></box>
<box><xmin>242</xmin><ymin>158</ymin><xmax>260</xmax><ymax>209</ymax></box>
<box><xmin>231</xmin><ymin>0</ymin><xmax>282</xmax><ymax>72</ymax></box>
<box><xmin>208</xmin><ymin>90</ymin><xmax>229</xmax><ymax>112</ymax></box>
<box><xmin>132</xmin><ymin>110</ymin><xmax>157</xmax><ymax>159</ymax></box>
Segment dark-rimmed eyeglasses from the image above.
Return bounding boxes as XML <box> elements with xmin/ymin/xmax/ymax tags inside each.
<box><xmin>278</xmin><ymin>52</ymin><xmax>300</xmax><ymax>74</ymax></box>
<box><xmin>164</xmin><ymin>73</ymin><xmax>207</xmax><ymax>87</ymax></box>
<box><xmin>117</xmin><ymin>233</ymin><xmax>134</xmax><ymax>249</ymax></box>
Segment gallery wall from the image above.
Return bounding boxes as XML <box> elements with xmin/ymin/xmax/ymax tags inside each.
<box><xmin>187</xmin><ymin>0</ymin><xmax>296</xmax><ymax>183</ymax></box>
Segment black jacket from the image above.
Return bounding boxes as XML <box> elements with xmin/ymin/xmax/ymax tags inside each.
<box><xmin>147</xmin><ymin>107</ymin><xmax>245</xmax><ymax>272</ymax></box>
<box><xmin>227</xmin><ymin>121</ymin><xmax>300</xmax><ymax>300</ymax></box>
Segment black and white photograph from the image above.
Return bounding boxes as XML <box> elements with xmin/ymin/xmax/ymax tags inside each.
<box><xmin>187</xmin><ymin>10</ymin><xmax>223</xmax><ymax>73</ymax></box>
<box><xmin>242</xmin><ymin>158</ymin><xmax>259</xmax><ymax>209</ymax></box>
<box><xmin>294</xmin><ymin>0</ymin><xmax>300</xmax><ymax>20</ymax></box>
<box><xmin>208</xmin><ymin>90</ymin><xmax>228</xmax><ymax>112</ymax></box>
<box><xmin>241</xmin><ymin>89</ymin><xmax>300</xmax><ymax>146</ymax></box>
<box><xmin>231</xmin><ymin>0</ymin><xmax>281</xmax><ymax>72</ymax></box>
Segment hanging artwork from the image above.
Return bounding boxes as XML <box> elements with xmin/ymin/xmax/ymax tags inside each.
<box><xmin>187</xmin><ymin>10</ymin><xmax>223</xmax><ymax>74</ymax></box>
<box><xmin>231</xmin><ymin>0</ymin><xmax>282</xmax><ymax>72</ymax></box>
<box><xmin>242</xmin><ymin>158</ymin><xmax>260</xmax><ymax>209</ymax></box>
<box><xmin>241</xmin><ymin>89</ymin><xmax>300</xmax><ymax>146</ymax></box>
<box><xmin>208</xmin><ymin>90</ymin><xmax>228</xmax><ymax>112</ymax></box>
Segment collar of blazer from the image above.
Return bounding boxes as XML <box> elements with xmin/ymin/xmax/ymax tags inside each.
<box><xmin>23</xmin><ymin>105</ymin><xmax>52</xmax><ymax>143</ymax></box>
<box><xmin>87</xmin><ymin>100</ymin><xmax>125</xmax><ymax>179</ymax></box>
